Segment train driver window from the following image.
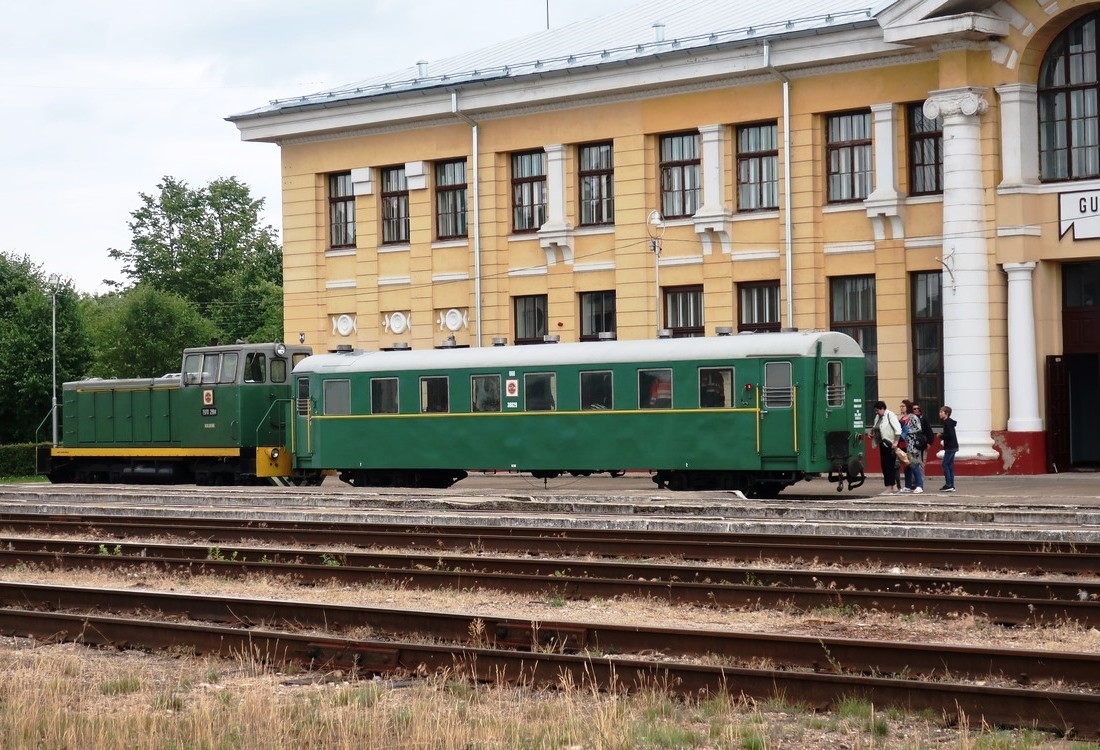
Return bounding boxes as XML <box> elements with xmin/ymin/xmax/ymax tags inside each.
<box><xmin>270</xmin><ymin>358</ymin><xmax>287</xmax><ymax>383</ymax></box>
<box><xmin>826</xmin><ymin>361</ymin><xmax>845</xmax><ymax>407</ymax></box>
<box><xmin>699</xmin><ymin>367</ymin><xmax>734</xmax><ymax>408</ymax></box>
<box><xmin>524</xmin><ymin>373</ymin><xmax>557</xmax><ymax>411</ymax></box>
<box><xmin>219</xmin><ymin>352</ymin><xmax>238</xmax><ymax>384</ymax></box>
<box><xmin>182</xmin><ymin>354</ymin><xmax>202</xmax><ymax>385</ymax></box>
<box><xmin>763</xmin><ymin>361</ymin><xmax>793</xmax><ymax>408</ymax></box>
<box><xmin>371</xmin><ymin>378</ymin><xmax>399</xmax><ymax>414</ymax></box>
<box><xmin>472</xmin><ymin>374</ymin><xmax>501</xmax><ymax>412</ymax></box>
<box><xmin>323</xmin><ymin>379</ymin><xmax>351</xmax><ymax>415</ymax></box>
<box><xmin>420</xmin><ymin>376</ymin><xmax>449</xmax><ymax>413</ymax></box>
<box><xmin>580</xmin><ymin>371</ymin><xmax>613</xmax><ymax>410</ymax></box>
<box><xmin>639</xmin><ymin>369</ymin><xmax>672</xmax><ymax>409</ymax></box>
<box><xmin>201</xmin><ymin>354</ymin><xmax>221</xmax><ymax>384</ymax></box>
<box><xmin>244</xmin><ymin>353</ymin><xmax>267</xmax><ymax>384</ymax></box>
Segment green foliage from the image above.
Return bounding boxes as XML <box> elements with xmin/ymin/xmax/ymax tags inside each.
<box><xmin>107</xmin><ymin>176</ymin><xmax>283</xmax><ymax>344</ymax></box>
<box><xmin>84</xmin><ymin>285</ymin><xmax>217</xmax><ymax>378</ymax></box>
<box><xmin>0</xmin><ymin>443</ymin><xmax>44</xmax><ymax>477</ymax></box>
<box><xmin>0</xmin><ymin>253</ymin><xmax>91</xmax><ymax>443</ymax></box>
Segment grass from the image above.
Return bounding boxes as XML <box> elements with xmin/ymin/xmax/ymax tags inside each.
<box><xmin>0</xmin><ymin>640</ymin><xmax>1093</xmax><ymax>750</ymax></box>
<box><xmin>0</xmin><ymin>475</ymin><xmax>47</xmax><ymax>483</ymax></box>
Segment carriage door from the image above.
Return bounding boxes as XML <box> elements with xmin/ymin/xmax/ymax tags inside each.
<box><xmin>759</xmin><ymin>360</ymin><xmax>797</xmax><ymax>466</ymax></box>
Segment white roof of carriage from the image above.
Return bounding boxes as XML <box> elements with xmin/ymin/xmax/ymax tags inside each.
<box><xmin>294</xmin><ymin>330</ymin><xmax>863</xmax><ymax>375</ymax></box>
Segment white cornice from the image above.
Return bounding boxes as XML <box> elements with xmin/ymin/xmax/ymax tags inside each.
<box><xmin>882</xmin><ymin>13</ymin><xmax>1009</xmax><ymax>44</ymax></box>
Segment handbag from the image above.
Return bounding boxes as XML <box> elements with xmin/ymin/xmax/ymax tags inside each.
<box><xmin>894</xmin><ymin>446</ymin><xmax>911</xmax><ymax>466</ymax></box>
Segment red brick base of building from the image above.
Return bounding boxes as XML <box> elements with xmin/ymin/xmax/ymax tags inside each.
<box><xmin>860</xmin><ymin>430</ymin><xmax>1047</xmax><ymax>477</ymax></box>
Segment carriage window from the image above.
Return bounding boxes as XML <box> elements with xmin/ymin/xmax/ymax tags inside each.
<box><xmin>525</xmin><ymin>373</ymin><xmax>557</xmax><ymax>411</ymax></box>
<box><xmin>639</xmin><ymin>368</ymin><xmax>673</xmax><ymax>409</ymax></box>
<box><xmin>323</xmin><ymin>379</ymin><xmax>351</xmax><ymax>415</ymax></box>
<box><xmin>244</xmin><ymin>353</ymin><xmax>267</xmax><ymax>383</ymax></box>
<box><xmin>270</xmin><ymin>358</ymin><xmax>287</xmax><ymax>383</ymax></box>
<box><xmin>581</xmin><ymin>371</ymin><xmax>613</xmax><ymax>410</ymax></box>
<box><xmin>199</xmin><ymin>354</ymin><xmax>220</xmax><ymax>385</ymax></box>
<box><xmin>219</xmin><ymin>353</ymin><xmax>239</xmax><ymax>384</ymax></box>
<box><xmin>472</xmin><ymin>374</ymin><xmax>501</xmax><ymax>412</ymax></box>
<box><xmin>699</xmin><ymin>367</ymin><xmax>734</xmax><ymax>408</ymax></box>
<box><xmin>183</xmin><ymin>354</ymin><xmax>202</xmax><ymax>385</ymax></box>
<box><xmin>826</xmin><ymin>361</ymin><xmax>845</xmax><ymax>407</ymax></box>
<box><xmin>764</xmin><ymin>361</ymin><xmax>793</xmax><ymax>408</ymax></box>
<box><xmin>295</xmin><ymin>378</ymin><xmax>310</xmax><ymax>416</ymax></box>
<box><xmin>421</xmin><ymin>376</ymin><xmax>449</xmax><ymax>413</ymax></box>
<box><xmin>371</xmin><ymin>378</ymin><xmax>399</xmax><ymax>414</ymax></box>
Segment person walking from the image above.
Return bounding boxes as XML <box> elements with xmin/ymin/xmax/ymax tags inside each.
<box><xmin>939</xmin><ymin>405</ymin><xmax>958</xmax><ymax>492</ymax></box>
<box><xmin>871</xmin><ymin>401</ymin><xmax>902</xmax><ymax>494</ymax></box>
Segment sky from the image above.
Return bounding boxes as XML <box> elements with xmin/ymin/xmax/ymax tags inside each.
<box><xmin>1</xmin><ymin>0</ymin><xmax>637</xmax><ymax>294</ymax></box>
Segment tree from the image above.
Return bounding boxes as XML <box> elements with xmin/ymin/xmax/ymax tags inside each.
<box><xmin>84</xmin><ymin>285</ymin><xmax>217</xmax><ymax>379</ymax></box>
<box><xmin>0</xmin><ymin>252</ymin><xmax>90</xmax><ymax>444</ymax></box>
<box><xmin>108</xmin><ymin>176</ymin><xmax>283</xmax><ymax>343</ymax></box>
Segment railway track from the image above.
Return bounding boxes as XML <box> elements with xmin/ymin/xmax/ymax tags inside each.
<box><xmin>0</xmin><ymin>581</ymin><xmax>1096</xmax><ymax>738</ymax></box>
<box><xmin>2</xmin><ymin>536</ymin><xmax>1097</xmax><ymax>625</ymax></box>
<box><xmin>2</xmin><ymin>512</ymin><xmax>1099</xmax><ymax>573</ymax></box>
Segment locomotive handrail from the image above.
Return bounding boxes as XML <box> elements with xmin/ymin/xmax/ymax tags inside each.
<box><xmin>255</xmin><ymin>398</ymin><xmax>292</xmax><ymax>453</ymax></box>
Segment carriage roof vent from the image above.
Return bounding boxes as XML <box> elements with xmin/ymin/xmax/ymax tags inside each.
<box><xmin>542</xmin><ymin>334</ymin><xmax>560</xmax><ymax>344</ymax></box>
<box><xmin>597</xmin><ymin>331</ymin><xmax>617</xmax><ymax>341</ymax></box>
<box><xmin>382</xmin><ymin>342</ymin><xmax>411</xmax><ymax>351</ymax></box>
<box><xmin>491</xmin><ymin>337</ymin><xmax>508</xmax><ymax>347</ymax></box>
<box><xmin>657</xmin><ymin>329</ymin><xmax>672</xmax><ymax>339</ymax></box>
<box><xmin>436</xmin><ymin>335</ymin><xmax>458</xmax><ymax>349</ymax></box>
<box><xmin>715</xmin><ymin>326</ymin><xmax>733</xmax><ymax>336</ymax></box>
<box><xmin>335</xmin><ymin>344</ymin><xmax>354</xmax><ymax>353</ymax></box>
<box><xmin>780</xmin><ymin>327</ymin><xmax>799</xmax><ymax>333</ymax></box>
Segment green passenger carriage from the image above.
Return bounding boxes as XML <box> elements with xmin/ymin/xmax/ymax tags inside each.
<box><xmin>291</xmin><ymin>330</ymin><xmax>866</xmax><ymax>497</ymax></box>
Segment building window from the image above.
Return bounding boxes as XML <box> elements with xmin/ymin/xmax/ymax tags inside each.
<box><xmin>436</xmin><ymin>159</ymin><xmax>467</xmax><ymax>240</ymax></box>
<box><xmin>908</xmin><ymin>104</ymin><xmax>943</xmax><ymax>195</ymax></box>
<box><xmin>1040</xmin><ymin>13</ymin><xmax>1100</xmax><ymax>181</ymax></box>
<box><xmin>826</xmin><ymin>111</ymin><xmax>873</xmax><ymax>203</ymax></box>
<box><xmin>511</xmin><ymin>151</ymin><xmax>547</xmax><ymax>233</ymax></box>
<box><xmin>328</xmin><ymin>172</ymin><xmax>355</xmax><ymax>249</ymax></box>
<box><xmin>579</xmin><ymin>142</ymin><xmax>614</xmax><ymax>226</ymax></box>
<box><xmin>830</xmin><ymin>275</ymin><xmax>877</xmax><ymax>420</ymax></box>
<box><xmin>514</xmin><ymin>294</ymin><xmax>548</xmax><ymax>345</ymax></box>
<box><xmin>912</xmin><ymin>271</ymin><xmax>944</xmax><ymax>415</ymax></box>
<box><xmin>381</xmin><ymin>166</ymin><xmax>409</xmax><ymax>244</ymax></box>
<box><xmin>660</xmin><ymin>133</ymin><xmax>701</xmax><ymax>219</ymax></box>
<box><xmin>738</xmin><ymin>281</ymin><xmax>781</xmax><ymax>332</ymax></box>
<box><xmin>737</xmin><ymin>122</ymin><xmax>779</xmax><ymax>211</ymax></box>
<box><xmin>1064</xmin><ymin>260</ymin><xmax>1100</xmax><ymax>306</ymax></box>
<box><xmin>664</xmin><ymin>285</ymin><xmax>704</xmax><ymax>337</ymax></box>
<box><xmin>579</xmin><ymin>290</ymin><xmax>616</xmax><ymax>341</ymax></box>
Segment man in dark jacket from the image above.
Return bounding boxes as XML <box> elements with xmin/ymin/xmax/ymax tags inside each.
<box><xmin>913</xmin><ymin>403</ymin><xmax>935</xmax><ymax>452</ymax></box>
<box><xmin>938</xmin><ymin>405</ymin><xmax>958</xmax><ymax>492</ymax></box>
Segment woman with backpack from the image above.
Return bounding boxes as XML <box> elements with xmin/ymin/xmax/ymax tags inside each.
<box><xmin>900</xmin><ymin>400</ymin><xmax>925</xmax><ymax>494</ymax></box>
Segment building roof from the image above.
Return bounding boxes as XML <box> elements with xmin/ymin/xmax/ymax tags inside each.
<box><xmin>234</xmin><ymin>0</ymin><xmax>880</xmax><ymax>120</ymax></box>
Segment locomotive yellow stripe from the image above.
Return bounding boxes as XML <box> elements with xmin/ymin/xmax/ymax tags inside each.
<box><xmin>52</xmin><ymin>447</ymin><xmax>241</xmax><ymax>458</ymax></box>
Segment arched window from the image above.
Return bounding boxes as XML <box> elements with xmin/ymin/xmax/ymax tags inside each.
<box><xmin>1039</xmin><ymin>14</ymin><xmax>1100</xmax><ymax>181</ymax></box>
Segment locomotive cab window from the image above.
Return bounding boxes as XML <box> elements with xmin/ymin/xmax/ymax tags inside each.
<box><xmin>323</xmin><ymin>379</ymin><xmax>351</xmax><ymax>415</ymax></box>
<box><xmin>639</xmin><ymin>368</ymin><xmax>672</xmax><ymax>409</ymax></box>
<box><xmin>219</xmin><ymin>353</ymin><xmax>238</xmax><ymax>384</ymax></box>
<box><xmin>763</xmin><ymin>361</ymin><xmax>793</xmax><ymax>408</ymax></box>
<box><xmin>420</xmin><ymin>376</ymin><xmax>449</xmax><ymax>413</ymax></box>
<box><xmin>201</xmin><ymin>353</ymin><xmax>221</xmax><ymax>384</ymax></box>
<box><xmin>371</xmin><ymin>378</ymin><xmax>399</xmax><ymax>414</ymax></box>
<box><xmin>580</xmin><ymin>371</ymin><xmax>613</xmax><ymax>410</ymax></box>
<box><xmin>472</xmin><ymin>374</ymin><xmax>501</xmax><ymax>412</ymax></box>
<box><xmin>699</xmin><ymin>367</ymin><xmax>734</xmax><ymax>408</ymax></box>
<box><xmin>183</xmin><ymin>354</ymin><xmax>202</xmax><ymax>385</ymax></box>
<box><xmin>525</xmin><ymin>373</ymin><xmax>557</xmax><ymax>411</ymax></box>
<box><xmin>244</xmin><ymin>353</ymin><xmax>267</xmax><ymax>384</ymax></box>
<box><xmin>826</xmin><ymin>361</ymin><xmax>845</xmax><ymax>407</ymax></box>
<box><xmin>270</xmin><ymin>358</ymin><xmax>287</xmax><ymax>383</ymax></box>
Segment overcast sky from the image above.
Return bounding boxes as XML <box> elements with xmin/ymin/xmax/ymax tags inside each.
<box><xmin>1</xmin><ymin>0</ymin><xmax>636</xmax><ymax>294</ymax></box>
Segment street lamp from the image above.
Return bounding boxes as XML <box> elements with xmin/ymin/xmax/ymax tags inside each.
<box><xmin>47</xmin><ymin>274</ymin><xmax>60</xmax><ymax>447</ymax></box>
<box><xmin>646</xmin><ymin>210</ymin><xmax>665</xmax><ymax>337</ymax></box>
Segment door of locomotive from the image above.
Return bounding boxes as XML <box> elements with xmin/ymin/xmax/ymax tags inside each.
<box><xmin>758</xmin><ymin>360</ymin><xmax>798</xmax><ymax>467</ymax></box>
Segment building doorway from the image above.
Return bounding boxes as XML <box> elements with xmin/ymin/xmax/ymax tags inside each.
<box><xmin>1047</xmin><ymin>262</ymin><xmax>1100</xmax><ymax>471</ymax></box>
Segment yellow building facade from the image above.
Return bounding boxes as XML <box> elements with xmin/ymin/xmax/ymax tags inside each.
<box><xmin>231</xmin><ymin>0</ymin><xmax>1100</xmax><ymax>474</ymax></box>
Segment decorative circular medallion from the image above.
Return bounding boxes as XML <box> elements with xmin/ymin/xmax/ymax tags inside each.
<box><xmin>336</xmin><ymin>314</ymin><xmax>354</xmax><ymax>337</ymax></box>
<box><xmin>444</xmin><ymin>308</ymin><xmax>464</xmax><ymax>332</ymax></box>
<box><xmin>389</xmin><ymin>311</ymin><xmax>408</xmax><ymax>334</ymax></box>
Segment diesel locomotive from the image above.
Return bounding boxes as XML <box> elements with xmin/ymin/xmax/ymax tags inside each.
<box><xmin>41</xmin><ymin>330</ymin><xmax>866</xmax><ymax>496</ymax></box>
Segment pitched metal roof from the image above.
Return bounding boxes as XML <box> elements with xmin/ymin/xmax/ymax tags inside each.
<box><xmin>240</xmin><ymin>0</ymin><xmax>878</xmax><ymax>118</ymax></box>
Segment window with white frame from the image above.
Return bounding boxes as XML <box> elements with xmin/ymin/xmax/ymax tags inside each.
<box><xmin>1039</xmin><ymin>13</ymin><xmax>1100</xmax><ymax>181</ymax></box>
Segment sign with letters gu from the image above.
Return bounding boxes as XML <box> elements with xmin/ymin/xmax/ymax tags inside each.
<box><xmin>1059</xmin><ymin>189</ymin><xmax>1100</xmax><ymax>239</ymax></box>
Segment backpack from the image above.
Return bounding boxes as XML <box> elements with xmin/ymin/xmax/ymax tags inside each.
<box><xmin>912</xmin><ymin>429</ymin><xmax>928</xmax><ymax>451</ymax></box>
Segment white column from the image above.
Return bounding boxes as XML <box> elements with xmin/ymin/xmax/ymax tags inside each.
<box><xmin>924</xmin><ymin>87</ymin><xmax>998</xmax><ymax>460</ymax></box>
<box><xmin>865</xmin><ymin>103</ymin><xmax>904</xmax><ymax>240</ymax></box>
<box><xmin>541</xmin><ymin>144</ymin><xmax>570</xmax><ymax>232</ymax></box>
<box><xmin>697</xmin><ymin>124</ymin><xmax>728</xmax><ymax>215</ymax></box>
<box><xmin>994</xmin><ymin>84</ymin><xmax>1039</xmax><ymax>188</ymax></box>
<box><xmin>1003</xmin><ymin>262</ymin><xmax>1043</xmax><ymax>431</ymax></box>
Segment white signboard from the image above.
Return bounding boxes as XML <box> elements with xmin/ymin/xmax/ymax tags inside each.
<box><xmin>1059</xmin><ymin>190</ymin><xmax>1100</xmax><ymax>239</ymax></box>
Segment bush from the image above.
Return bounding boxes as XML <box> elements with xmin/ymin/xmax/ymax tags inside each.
<box><xmin>0</xmin><ymin>443</ymin><xmax>47</xmax><ymax>477</ymax></box>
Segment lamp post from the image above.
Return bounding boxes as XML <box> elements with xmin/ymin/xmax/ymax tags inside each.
<box><xmin>47</xmin><ymin>274</ymin><xmax>60</xmax><ymax>447</ymax></box>
<box><xmin>646</xmin><ymin>210</ymin><xmax>665</xmax><ymax>337</ymax></box>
